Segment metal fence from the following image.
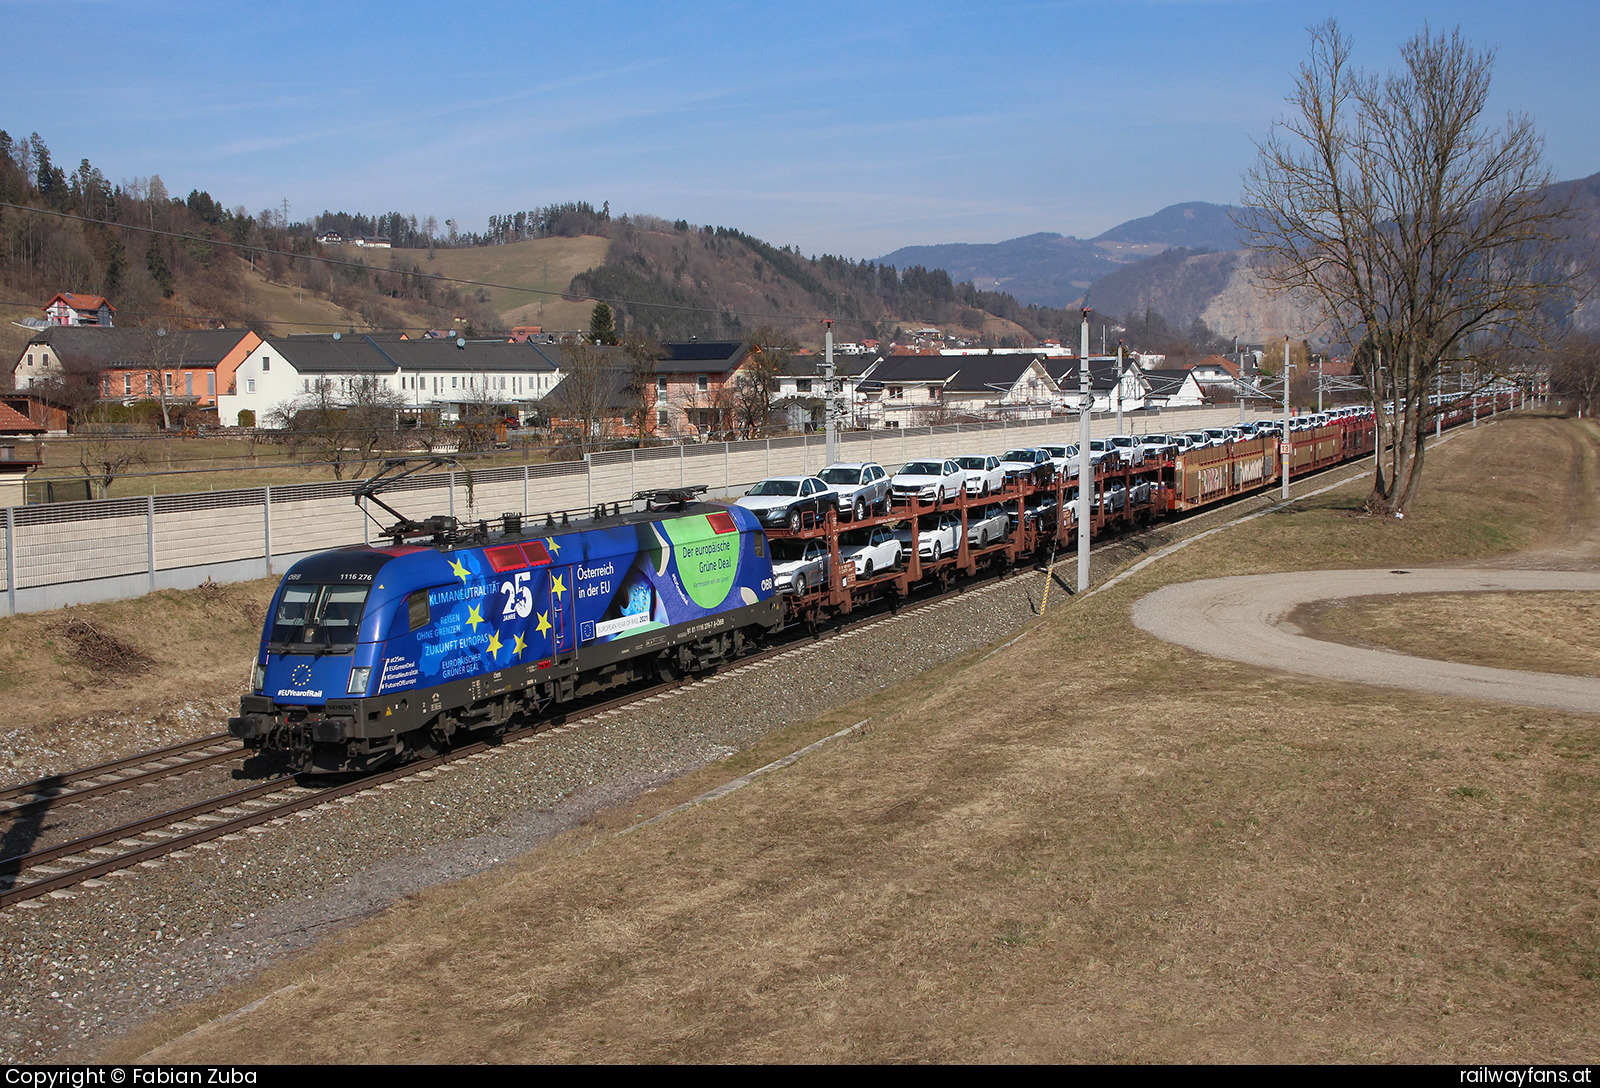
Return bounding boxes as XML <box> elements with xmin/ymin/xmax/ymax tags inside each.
<box><xmin>0</xmin><ymin>406</ymin><xmax>1273</xmax><ymax>615</ymax></box>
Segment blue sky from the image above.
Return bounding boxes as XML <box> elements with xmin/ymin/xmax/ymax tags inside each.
<box><xmin>6</xmin><ymin>0</ymin><xmax>1596</xmax><ymax>260</ymax></box>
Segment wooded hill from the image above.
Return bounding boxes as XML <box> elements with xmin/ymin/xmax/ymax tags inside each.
<box><xmin>0</xmin><ymin>130</ymin><xmax>1136</xmax><ymax>370</ymax></box>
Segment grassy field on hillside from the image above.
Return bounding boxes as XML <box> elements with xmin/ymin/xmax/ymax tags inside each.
<box><xmin>107</xmin><ymin>414</ymin><xmax>1600</xmax><ymax>1062</ymax></box>
<box><xmin>420</xmin><ymin>236</ymin><xmax>609</xmax><ymax>331</ymax></box>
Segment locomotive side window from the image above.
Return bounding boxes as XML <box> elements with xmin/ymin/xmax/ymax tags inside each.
<box><xmin>407</xmin><ymin>590</ymin><xmax>430</xmax><ymax>631</ymax></box>
<box><xmin>753</xmin><ymin>533</ymin><xmax>765</xmax><ymax>558</ymax></box>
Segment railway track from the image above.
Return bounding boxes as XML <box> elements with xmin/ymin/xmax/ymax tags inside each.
<box><xmin>0</xmin><ymin>568</ymin><xmax>1002</xmax><ymax>910</ymax></box>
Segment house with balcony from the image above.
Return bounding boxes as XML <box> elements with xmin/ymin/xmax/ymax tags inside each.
<box><xmin>42</xmin><ymin>292</ymin><xmax>115</xmax><ymax>327</ymax></box>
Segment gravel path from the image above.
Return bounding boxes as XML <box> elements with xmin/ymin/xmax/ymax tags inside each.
<box><xmin>1131</xmin><ymin>567</ymin><xmax>1600</xmax><ymax>713</ymax></box>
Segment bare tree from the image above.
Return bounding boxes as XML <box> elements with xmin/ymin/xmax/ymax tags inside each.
<box><xmin>548</xmin><ymin>343</ymin><xmax>618</xmax><ymax>454</ymax></box>
<box><xmin>137</xmin><ymin>326</ymin><xmax>192</xmax><ymax>431</ymax></box>
<box><xmin>732</xmin><ymin>328</ymin><xmax>792</xmax><ymax>438</ymax></box>
<box><xmin>620</xmin><ymin>335</ymin><xmax>663</xmax><ymax>438</ymax></box>
<box><xmin>456</xmin><ymin>373</ymin><xmax>507</xmax><ymax>453</ymax></box>
<box><xmin>1240</xmin><ymin>21</ymin><xmax>1577</xmax><ymax>514</ymax></box>
<box><xmin>75</xmin><ymin>403</ymin><xmax>146</xmax><ymax>499</ymax></box>
<box><xmin>268</xmin><ymin>374</ymin><xmax>405</xmax><ymax>480</ymax></box>
<box><xmin>1550</xmin><ymin>335</ymin><xmax>1600</xmax><ymax>416</ymax></box>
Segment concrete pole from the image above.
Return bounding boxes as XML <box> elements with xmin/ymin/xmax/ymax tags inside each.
<box><xmin>1281</xmin><ymin>336</ymin><xmax>1292</xmax><ymax>501</ymax></box>
<box><xmin>1115</xmin><ymin>342</ymin><xmax>1124</xmax><ymax>435</ymax></box>
<box><xmin>823</xmin><ymin>320</ymin><xmax>836</xmax><ymax>465</ymax></box>
<box><xmin>1076</xmin><ymin>309</ymin><xmax>1093</xmax><ymax>593</ymax></box>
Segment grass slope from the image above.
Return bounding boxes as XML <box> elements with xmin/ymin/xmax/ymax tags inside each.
<box><xmin>420</xmin><ymin>236</ymin><xmax>609</xmax><ymax>331</ymax></box>
<box><xmin>101</xmin><ymin>415</ymin><xmax>1600</xmax><ymax>1062</ymax></box>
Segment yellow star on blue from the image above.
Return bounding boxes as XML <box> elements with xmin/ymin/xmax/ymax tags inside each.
<box><xmin>486</xmin><ymin>630</ymin><xmax>503</xmax><ymax>660</ymax></box>
<box><xmin>535</xmin><ymin>611</ymin><xmax>552</xmax><ymax>637</ymax></box>
<box><xmin>512</xmin><ymin>633</ymin><xmax>526</xmax><ymax>659</ymax></box>
<box><xmin>551</xmin><ymin>573</ymin><xmax>566</xmax><ymax>599</ymax></box>
<box><xmin>545</xmin><ymin>537</ymin><xmax>561</xmax><ymax>556</ymax></box>
<box><xmin>448</xmin><ymin>557</ymin><xmax>470</xmax><ymax>583</ymax></box>
<box><xmin>465</xmin><ymin>604</ymin><xmax>483</xmax><ymax>631</ymax></box>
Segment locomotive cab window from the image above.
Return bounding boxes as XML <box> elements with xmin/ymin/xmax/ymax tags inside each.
<box><xmin>270</xmin><ymin>583</ymin><xmax>371</xmax><ymax>650</ymax></box>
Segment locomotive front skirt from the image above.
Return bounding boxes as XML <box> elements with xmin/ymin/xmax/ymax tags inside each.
<box><xmin>230</xmin><ymin>502</ymin><xmax>782</xmax><ymax>773</ymax></box>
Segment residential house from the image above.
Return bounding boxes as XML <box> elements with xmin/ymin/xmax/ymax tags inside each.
<box><xmin>649</xmin><ymin>341</ymin><xmax>755</xmax><ymax>438</ymax></box>
<box><xmin>1043</xmin><ymin>357</ymin><xmax>1151</xmax><ymax>414</ymax></box>
<box><xmin>1139</xmin><ymin>369</ymin><xmax>1207</xmax><ymax>408</ymax></box>
<box><xmin>860</xmin><ymin>353</ymin><xmax>1064</xmax><ymax>426</ymax></box>
<box><xmin>96</xmin><ymin>330</ymin><xmax>261</xmax><ymax>409</ymax></box>
<box><xmin>43</xmin><ymin>292</ymin><xmax>115</xmax><ymax>327</ymax></box>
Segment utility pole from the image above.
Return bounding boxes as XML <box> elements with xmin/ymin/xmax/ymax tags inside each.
<box><xmin>1076</xmin><ymin>309</ymin><xmax>1093</xmax><ymax>593</ymax></box>
<box><xmin>1281</xmin><ymin>335</ymin><xmax>1293</xmax><ymax>501</ymax></box>
<box><xmin>1316</xmin><ymin>354</ymin><xmax>1324</xmax><ymax>414</ymax></box>
<box><xmin>822</xmin><ymin>319</ymin><xmax>836</xmax><ymax>465</ymax></box>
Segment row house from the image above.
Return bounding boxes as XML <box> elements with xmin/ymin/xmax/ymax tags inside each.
<box><xmin>217</xmin><ymin>335</ymin><xmax>563</xmax><ymax>426</ymax></box>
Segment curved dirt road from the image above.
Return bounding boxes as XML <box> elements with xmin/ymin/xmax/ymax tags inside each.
<box><xmin>1131</xmin><ymin>568</ymin><xmax>1600</xmax><ymax>714</ymax></box>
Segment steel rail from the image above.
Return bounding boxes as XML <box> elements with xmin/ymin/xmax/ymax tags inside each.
<box><xmin>1</xmin><ymin>745</ymin><xmax>245</xmax><ymax>820</ymax></box>
<box><xmin>0</xmin><ymin>732</ymin><xmax>233</xmax><ymax>805</ymax></box>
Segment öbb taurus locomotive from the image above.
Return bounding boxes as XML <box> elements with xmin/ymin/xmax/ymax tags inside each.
<box><xmin>229</xmin><ymin>473</ymin><xmax>782</xmax><ymax>773</ymax></box>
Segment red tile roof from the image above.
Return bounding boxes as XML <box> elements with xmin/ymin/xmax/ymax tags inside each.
<box><xmin>0</xmin><ymin>403</ymin><xmax>45</xmax><ymax>433</ymax></box>
<box><xmin>46</xmin><ymin>292</ymin><xmax>115</xmax><ymax>313</ymax></box>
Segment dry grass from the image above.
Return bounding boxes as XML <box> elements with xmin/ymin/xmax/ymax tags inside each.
<box><xmin>105</xmin><ymin>416</ymin><xmax>1600</xmax><ymax>1062</ymax></box>
<box><xmin>0</xmin><ymin>577</ymin><xmax>277</xmax><ymax>781</ymax></box>
<box><xmin>240</xmin><ymin>264</ymin><xmax>363</xmax><ymax>334</ymax></box>
<box><xmin>1303</xmin><ymin>592</ymin><xmax>1600</xmax><ymax>677</ymax></box>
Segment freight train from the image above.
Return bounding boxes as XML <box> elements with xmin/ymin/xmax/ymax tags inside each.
<box><xmin>229</xmin><ymin>396</ymin><xmax>1509</xmax><ymax>773</ymax></box>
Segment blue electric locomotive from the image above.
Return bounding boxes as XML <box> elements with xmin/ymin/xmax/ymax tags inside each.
<box><xmin>230</xmin><ymin>473</ymin><xmax>782</xmax><ymax>774</ymax></box>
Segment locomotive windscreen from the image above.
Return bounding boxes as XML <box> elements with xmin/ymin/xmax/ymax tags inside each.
<box><xmin>269</xmin><ymin>583</ymin><xmax>371</xmax><ymax>650</ymax></box>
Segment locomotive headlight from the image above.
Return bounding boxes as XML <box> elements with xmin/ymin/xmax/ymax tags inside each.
<box><xmin>347</xmin><ymin>667</ymin><xmax>372</xmax><ymax>695</ymax></box>
<box><xmin>251</xmin><ymin>663</ymin><xmax>265</xmax><ymax>692</ymax></box>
